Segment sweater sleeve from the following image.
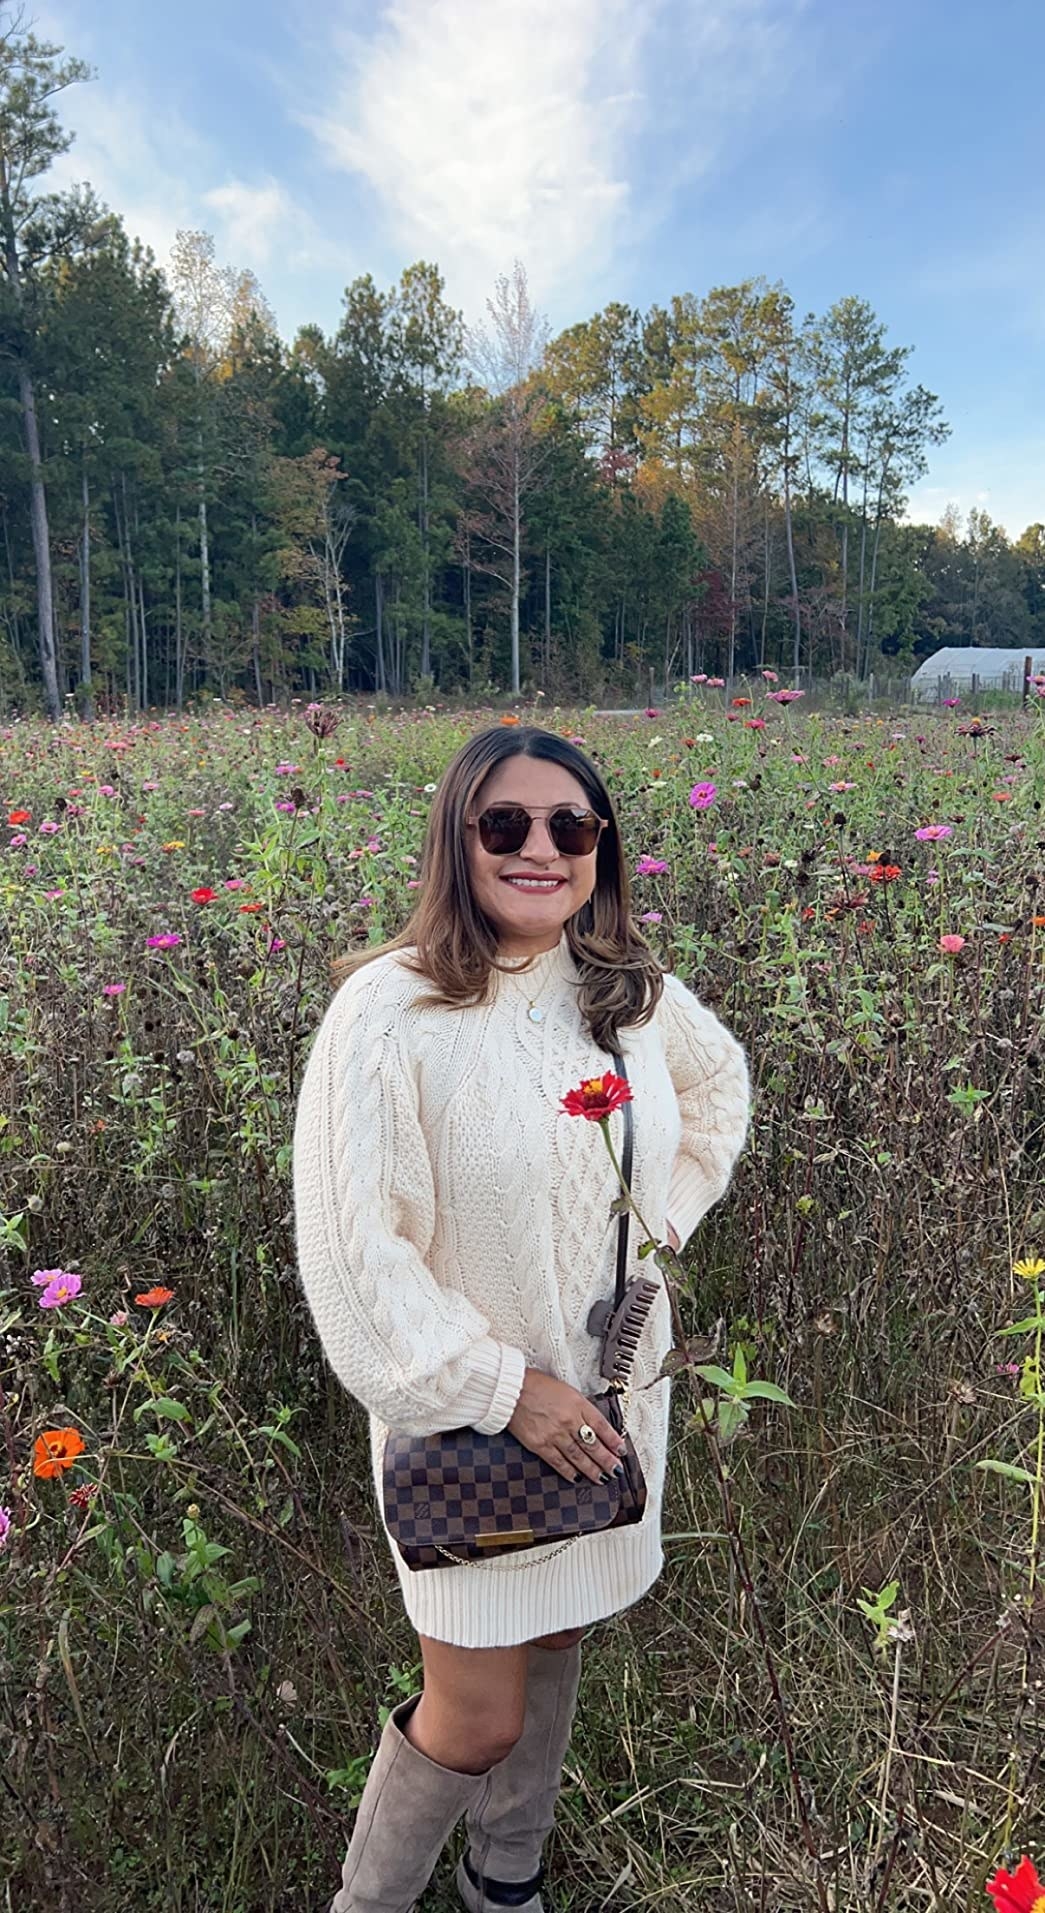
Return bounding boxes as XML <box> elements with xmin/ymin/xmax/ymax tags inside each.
<box><xmin>657</xmin><ymin>971</ymin><xmax>752</xmax><ymax>1252</ymax></box>
<box><xmin>292</xmin><ymin>964</ymin><xmax>527</xmax><ymax>1437</ymax></box>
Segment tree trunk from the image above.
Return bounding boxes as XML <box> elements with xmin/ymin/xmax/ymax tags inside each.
<box><xmin>544</xmin><ymin>543</ymin><xmax>551</xmax><ymax>684</ymax></box>
<box><xmin>511</xmin><ymin>457</ymin><xmax>521</xmax><ymax>693</ymax></box>
<box><xmin>174</xmin><ymin>505</ymin><xmax>184</xmax><ymax>712</ymax></box>
<box><xmin>79</xmin><ymin>461</ymin><xmax>94</xmax><ymax>721</ymax></box>
<box><xmin>17</xmin><ymin>362</ymin><xmax>61</xmax><ymax>720</ymax></box>
<box><xmin>197</xmin><ymin>417</ymin><xmax>212</xmax><ymax>653</ymax></box>
<box><xmin>419</xmin><ymin>431</ymin><xmax>431</xmax><ymax>680</ymax></box>
<box><xmin>374</xmin><ymin>572</ymin><xmax>387</xmax><ymax>693</ymax></box>
<box><xmin>252</xmin><ymin>594</ymin><xmax>262</xmax><ymax>706</ymax></box>
<box><xmin>463</xmin><ymin>532</ymin><xmax>473</xmax><ymax>689</ymax></box>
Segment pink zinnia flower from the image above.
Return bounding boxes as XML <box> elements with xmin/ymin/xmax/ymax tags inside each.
<box><xmin>636</xmin><ymin>856</ymin><xmax>669</xmax><ymax>876</ymax></box>
<box><xmin>761</xmin><ymin>669</ymin><xmax>779</xmax><ymax>682</ymax></box>
<box><xmin>146</xmin><ymin>933</ymin><xmax>182</xmax><ymax>949</ymax></box>
<box><xmin>690</xmin><ymin>673</ymin><xmax>707</xmax><ymax>684</ymax></box>
<box><xmin>0</xmin><ymin>1506</ymin><xmax>11</xmax><ymax>1549</ymax></box>
<box><xmin>915</xmin><ymin>824</ymin><xmax>953</xmax><ymax>841</ymax></box>
<box><xmin>767</xmin><ymin>689</ymin><xmax>805</xmax><ymax>704</ymax></box>
<box><xmin>939</xmin><ymin>934</ymin><xmax>966</xmax><ymax>955</ymax></box>
<box><xmin>639</xmin><ymin>910</ymin><xmax>663</xmax><ymax>924</ymax></box>
<box><xmin>101</xmin><ymin>983</ymin><xmax>126</xmax><ymax>997</ymax></box>
<box><xmin>34</xmin><ymin>1269</ymin><xmax>83</xmax><ymax>1309</ymax></box>
<box><xmin>109</xmin><ymin>1310</ymin><xmax>128</xmax><ymax>1327</ymax></box>
<box><xmin>689</xmin><ymin>782</ymin><xmax>717</xmax><ymax>810</ymax></box>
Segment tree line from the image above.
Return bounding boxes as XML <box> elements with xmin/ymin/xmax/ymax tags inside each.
<box><xmin>2</xmin><ymin>18</ymin><xmax>1044</xmax><ymax>721</ymax></box>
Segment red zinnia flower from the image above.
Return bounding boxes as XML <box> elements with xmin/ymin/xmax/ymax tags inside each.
<box><xmin>191</xmin><ymin>886</ymin><xmax>218</xmax><ymax>904</ymax></box>
<box><xmin>561</xmin><ymin>1074</ymin><xmax>633</xmax><ymax>1122</ymax></box>
<box><xmin>69</xmin><ymin>1482</ymin><xmax>98</xmax><ymax>1510</ymax></box>
<box><xmin>985</xmin><ymin>1854</ymin><xmax>1045</xmax><ymax>1912</ymax></box>
<box><xmin>33</xmin><ymin>1428</ymin><xmax>86</xmax><ymax>1479</ymax></box>
<box><xmin>8</xmin><ymin>808</ymin><xmax>31</xmax><ymax>825</ymax></box>
<box><xmin>134</xmin><ymin>1286</ymin><xmax>174</xmax><ymax>1307</ymax></box>
<box><xmin>868</xmin><ymin>864</ymin><xmax>902</xmax><ymax>883</ymax></box>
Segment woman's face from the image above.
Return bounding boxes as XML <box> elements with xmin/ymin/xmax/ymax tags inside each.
<box><xmin>465</xmin><ymin>755</ymin><xmax>603</xmax><ymax>957</ymax></box>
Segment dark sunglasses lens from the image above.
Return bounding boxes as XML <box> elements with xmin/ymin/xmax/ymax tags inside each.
<box><xmin>548</xmin><ymin>809</ymin><xmax>601</xmax><ymax>854</ymax></box>
<box><xmin>478</xmin><ymin>807</ymin><xmax>530</xmax><ymax>853</ymax></box>
<box><xmin>476</xmin><ymin>806</ymin><xmax>603</xmax><ymax>855</ymax></box>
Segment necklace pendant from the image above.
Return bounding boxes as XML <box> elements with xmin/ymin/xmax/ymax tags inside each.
<box><xmin>527</xmin><ymin>1004</ymin><xmax>544</xmax><ymax>1024</ymax></box>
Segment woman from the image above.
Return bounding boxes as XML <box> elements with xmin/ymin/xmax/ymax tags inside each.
<box><xmin>293</xmin><ymin>723</ymin><xmax>751</xmax><ymax>1913</ymax></box>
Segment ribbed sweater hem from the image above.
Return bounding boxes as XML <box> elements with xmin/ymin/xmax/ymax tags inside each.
<box><xmin>373</xmin><ymin>1427</ymin><xmax>665</xmax><ymax>1647</ymax></box>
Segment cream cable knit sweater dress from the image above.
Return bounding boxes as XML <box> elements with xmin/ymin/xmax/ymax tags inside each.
<box><xmin>292</xmin><ymin>931</ymin><xmax>751</xmax><ymax>1648</ymax></box>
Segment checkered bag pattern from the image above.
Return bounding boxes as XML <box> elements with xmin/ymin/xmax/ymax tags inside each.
<box><xmin>384</xmin><ymin>1389</ymin><xmax>648</xmax><ymax>1571</ymax></box>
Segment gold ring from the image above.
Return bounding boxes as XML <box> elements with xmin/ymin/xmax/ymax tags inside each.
<box><xmin>577</xmin><ymin>1424</ymin><xmax>597</xmax><ymax>1448</ymax></box>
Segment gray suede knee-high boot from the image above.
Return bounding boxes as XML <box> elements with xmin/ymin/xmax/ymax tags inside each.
<box><xmin>331</xmin><ymin>1695</ymin><xmax>493</xmax><ymax>1913</ymax></box>
<box><xmin>455</xmin><ymin>1642</ymin><xmax>583</xmax><ymax>1913</ymax></box>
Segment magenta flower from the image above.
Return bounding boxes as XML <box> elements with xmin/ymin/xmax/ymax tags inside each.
<box><xmin>915</xmin><ymin>824</ymin><xmax>953</xmax><ymax>841</ymax></box>
<box><xmin>146</xmin><ymin>933</ymin><xmax>182</xmax><ymax>949</ymax></box>
<box><xmin>0</xmin><ymin>1506</ymin><xmax>11</xmax><ymax>1550</ymax></box>
<box><xmin>635</xmin><ymin>856</ymin><xmax>669</xmax><ymax>876</ymax></box>
<box><xmin>939</xmin><ymin>934</ymin><xmax>966</xmax><ymax>955</ymax></box>
<box><xmin>689</xmin><ymin>782</ymin><xmax>717</xmax><ymax>810</ymax></box>
<box><xmin>639</xmin><ymin>910</ymin><xmax>663</xmax><ymax>924</ymax></box>
<box><xmin>102</xmin><ymin>982</ymin><xmax>126</xmax><ymax>997</ymax></box>
<box><xmin>942</xmin><ymin>697</ymin><xmax>960</xmax><ymax>708</ymax></box>
<box><xmin>767</xmin><ymin>689</ymin><xmax>805</xmax><ymax>704</ymax></box>
<box><xmin>644</xmin><ymin>707</ymin><xmax>660</xmax><ymax>718</ymax></box>
<box><xmin>33</xmin><ymin>1268</ymin><xmax>83</xmax><ymax>1309</ymax></box>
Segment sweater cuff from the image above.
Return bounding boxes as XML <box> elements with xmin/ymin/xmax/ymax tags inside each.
<box><xmin>666</xmin><ymin>1163</ymin><xmax>719</xmax><ymax>1255</ymax></box>
<box><xmin>453</xmin><ymin>1339</ymin><xmax>528</xmax><ymax>1435</ymax></box>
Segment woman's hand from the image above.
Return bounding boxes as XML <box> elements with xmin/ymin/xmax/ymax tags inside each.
<box><xmin>507</xmin><ymin>1369</ymin><xmax>628</xmax><ymax>1486</ymax></box>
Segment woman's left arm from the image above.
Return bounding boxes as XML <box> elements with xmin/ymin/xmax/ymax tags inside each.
<box><xmin>657</xmin><ymin>971</ymin><xmax>752</xmax><ymax>1253</ymax></box>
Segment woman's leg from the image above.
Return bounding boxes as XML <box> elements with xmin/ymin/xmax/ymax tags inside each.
<box><xmin>331</xmin><ymin>1640</ymin><xmax>529</xmax><ymax>1912</ymax></box>
<box><xmin>457</xmin><ymin>1628</ymin><xmax>588</xmax><ymax>1912</ymax></box>
<box><xmin>407</xmin><ymin>1634</ymin><xmax>531</xmax><ymax>1771</ymax></box>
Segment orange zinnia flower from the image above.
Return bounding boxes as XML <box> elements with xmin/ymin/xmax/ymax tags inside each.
<box><xmin>134</xmin><ymin>1286</ymin><xmax>174</xmax><ymax>1307</ymax></box>
<box><xmin>33</xmin><ymin>1428</ymin><xmax>86</xmax><ymax>1478</ymax></box>
<box><xmin>500</xmin><ymin>714</ymin><xmax>520</xmax><ymax>726</ymax></box>
<box><xmin>1033</xmin><ymin>916</ymin><xmax>1045</xmax><ymax>929</ymax></box>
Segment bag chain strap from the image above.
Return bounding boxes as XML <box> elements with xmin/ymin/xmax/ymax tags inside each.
<box><xmin>435</xmin><ymin>1050</ymin><xmax>634</xmax><ymax>1571</ymax></box>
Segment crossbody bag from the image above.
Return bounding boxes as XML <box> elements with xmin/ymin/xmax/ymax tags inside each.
<box><xmin>381</xmin><ymin>1050</ymin><xmax>661</xmax><ymax>1571</ymax></box>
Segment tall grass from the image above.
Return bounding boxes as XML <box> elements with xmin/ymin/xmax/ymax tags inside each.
<box><xmin>1</xmin><ymin>692</ymin><xmax>1043</xmax><ymax>1910</ymax></box>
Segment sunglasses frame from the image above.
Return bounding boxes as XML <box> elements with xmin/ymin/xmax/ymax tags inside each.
<box><xmin>467</xmin><ymin>803</ymin><xmax>608</xmax><ymax>857</ymax></box>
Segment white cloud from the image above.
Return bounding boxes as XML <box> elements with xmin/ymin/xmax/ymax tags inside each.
<box><xmin>303</xmin><ymin>0</ymin><xmax>650</xmax><ymax>318</ymax></box>
<box><xmin>44</xmin><ymin>65</ymin><xmax>333</xmax><ymax>329</ymax></box>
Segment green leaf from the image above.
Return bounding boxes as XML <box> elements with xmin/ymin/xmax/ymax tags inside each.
<box><xmin>148</xmin><ymin>1397</ymin><xmax>191</xmax><ymax>1422</ymax></box>
<box><xmin>739</xmin><ymin>1381</ymin><xmax>796</xmax><ymax>1406</ymax></box>
<box><xmin>694</xmin><ymin>1363</ymin><xmax>738</xmax><ymax>1393</ymax></box>
<box><xmin>998</xmin><ymin>1315</ymin><xmax>1045</xmax><ymax>1337</ymax></box>
<box><xmin>975</xmin><ymin>1459</ymin><xmax>1035</xmax><ymax>1486</ymax></box>
<box><xmin>733</xmin><ymin>1344</ymin><xmax>748</xmax><ymax>1387</ymax></box>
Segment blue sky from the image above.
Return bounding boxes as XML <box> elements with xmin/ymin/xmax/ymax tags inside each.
<box><xmin>40</xmin><ymin>0</ymin><xmax>1045</xmax><ymax>536</ymax></box>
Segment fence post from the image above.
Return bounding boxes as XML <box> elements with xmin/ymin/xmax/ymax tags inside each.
<box><xmin>1024</xmin><ymin>654</ymin><xmax>1033</xmax><ymax>706</ymax></box>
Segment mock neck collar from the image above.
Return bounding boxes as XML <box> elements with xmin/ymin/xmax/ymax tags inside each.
<box><xmin>494</xmin><ymin>929</ymin><xmax>575</xmax><ymax>989</ymax></box>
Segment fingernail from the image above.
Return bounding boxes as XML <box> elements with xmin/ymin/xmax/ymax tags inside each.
<box><xmin>614</xmin><ymin>1464</ymin><xmax>625</xmax><ymax>1477</ymax></box>
<box><xmin>599</xmin><ymin>1472</ymin><xmax>610</xmax><ymax>1484</ymax></box>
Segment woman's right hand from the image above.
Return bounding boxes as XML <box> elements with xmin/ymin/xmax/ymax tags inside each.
<box><xmin>507</xmin><ymin>1368</ymin><xmax>628</xmax><ymax>1486</ymax></box>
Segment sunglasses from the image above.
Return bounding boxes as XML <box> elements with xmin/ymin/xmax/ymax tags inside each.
<box><xmin>468</xmin><ymin>804</ymin><xmax>607</xmax><ymax>857</ymax></box>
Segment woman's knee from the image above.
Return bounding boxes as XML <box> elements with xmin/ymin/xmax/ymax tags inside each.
<box><xmin>530</xmin><ymin>1625</ymin><xmax>587</xmax><ymax>1651</ymax></box>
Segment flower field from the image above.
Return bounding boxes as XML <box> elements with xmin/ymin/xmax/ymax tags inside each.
<box><xmin>2</xmin><ymin>691</ymin><xmax>1044</xmax><ymax>1911</ymax></box>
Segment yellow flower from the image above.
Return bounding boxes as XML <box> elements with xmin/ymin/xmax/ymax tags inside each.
<box><xmin>95</xmin><ymin>844</ymin><xmax>115</xmax><ymax>856</ymax></box>
<box><xmin>1013</xmin><ymin>1256</ymin><xmax>1045</xmax><ymax>1281</ymax></box>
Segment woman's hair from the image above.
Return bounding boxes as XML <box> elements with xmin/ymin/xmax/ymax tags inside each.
<box><xmin>329</xmin><ymin>724</ymin><xmax>664</xmax><ymax>1050</ymax></box>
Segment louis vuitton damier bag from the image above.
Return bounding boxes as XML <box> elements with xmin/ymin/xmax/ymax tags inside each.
<box><xmin>382</xmin><ymin>1051</ymin><xmax>661</xmax><ymax>1571</ymax></box>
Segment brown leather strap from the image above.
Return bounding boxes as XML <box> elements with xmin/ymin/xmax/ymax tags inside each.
<box><xmin>610</xmin><ymin>1048</ymin><xmax>633</xmax><ymax>1311</ymax></box>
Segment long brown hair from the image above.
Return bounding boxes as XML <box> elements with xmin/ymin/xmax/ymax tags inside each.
<box><xmin>330</xmin><ymin>724</ymin><xmax>664</xmax><ymax>1050</ymax></box>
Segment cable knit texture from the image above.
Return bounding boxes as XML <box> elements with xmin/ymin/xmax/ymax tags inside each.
<box><xmin>292</xmin><ymin>930</ymin><xmax>751</xmax><ymax>1647</ymax></box>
